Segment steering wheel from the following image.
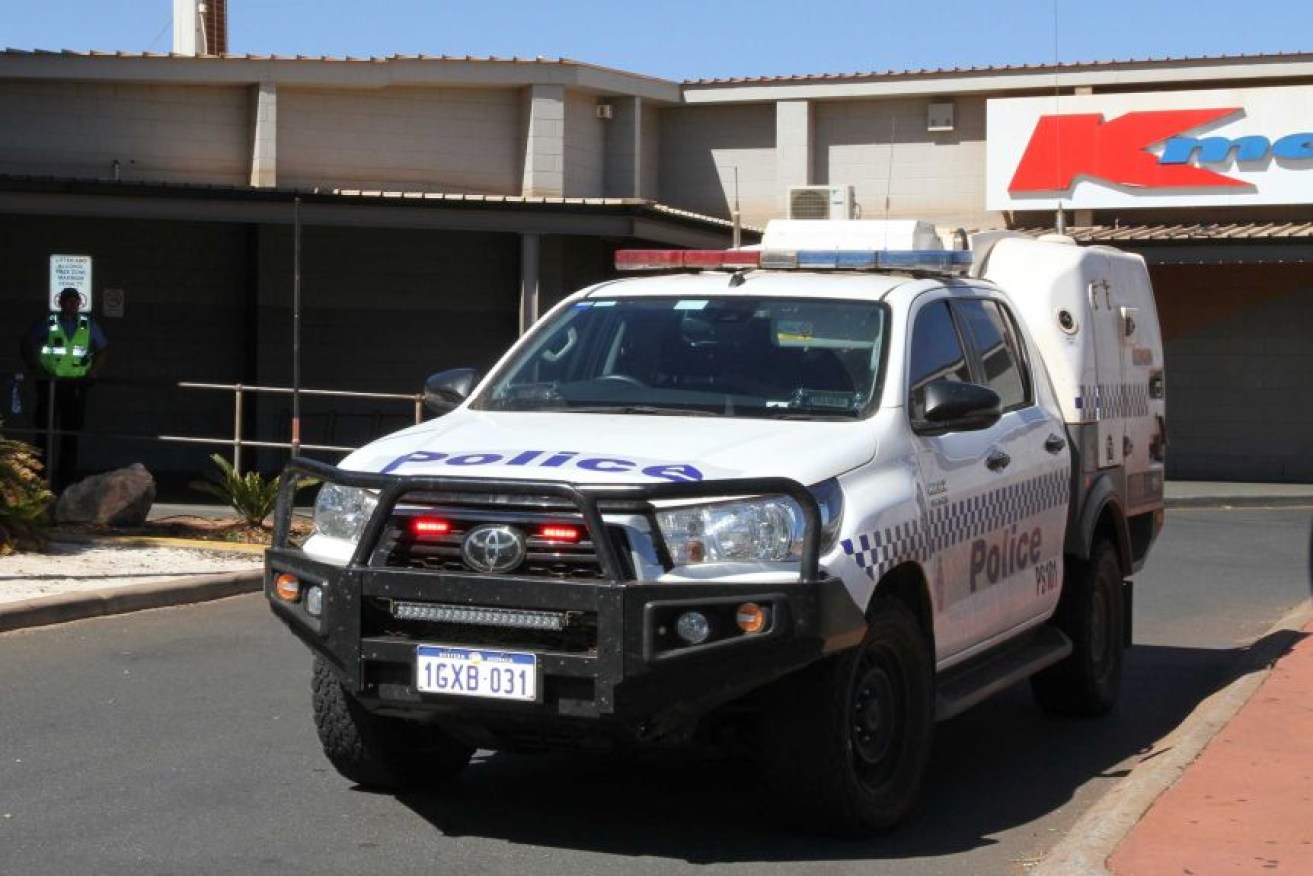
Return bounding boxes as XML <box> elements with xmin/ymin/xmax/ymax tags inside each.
<box><xmin>598</xmin><ymin>373</ymin><xmax>647</xmax><ymax>388</ymax></box>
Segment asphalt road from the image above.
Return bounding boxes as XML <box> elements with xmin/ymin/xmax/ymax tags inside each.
<box><xmin>1</xmin><ymin>508</ymin><xmax>1309</xmax><ymax>876</ymax></box>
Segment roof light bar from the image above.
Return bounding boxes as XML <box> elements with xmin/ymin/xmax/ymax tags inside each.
<box><xmin>616</xmin><ymin>247</ymin><xmax>971</xmax><ymax>275</ymax></box>
<box><xmin>615</xmin><ymin>249</ymin><xmax>761</xmax><ymax>271</ymax></box>
<box><xmin>761</xmin><ymin>249</ymin><xmax>973</xmax><ymax>274</ymax></box>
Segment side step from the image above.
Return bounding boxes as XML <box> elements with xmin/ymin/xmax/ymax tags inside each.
<box><xmin>934</xmin><ymin>626</ymin><xmax>1072</xmax><ymax>721</ymax></box>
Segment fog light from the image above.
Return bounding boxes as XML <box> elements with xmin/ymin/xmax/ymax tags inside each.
<box><xmin>305</xmin><ymin>586</ymin><xmax>324</xmax><ymax>617</ymax></box>
<box><xmin>274</xmin><ymin>573</ymin><xmax>300</xmax><ymax>602</ymax></box>
<box><xmin>736</xmin><ymin>602</ymin><xmax>769</xmax><ymax>634</ymax></box>
<box><xmin>675</xmin><ymin>611</ymin><xmax>711</xmax><ymax>645</ymax></box>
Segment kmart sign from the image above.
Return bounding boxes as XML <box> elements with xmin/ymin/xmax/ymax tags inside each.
<box><xmin>987</xmin><ymin>85</ymin><xmax>1313</xmax><ymax>210</ymax></box>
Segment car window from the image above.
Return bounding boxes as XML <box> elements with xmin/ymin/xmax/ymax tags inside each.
<box><xmin>474</xmin><ymin>296</ymin><xmax>889</xmax><ymax>420</ymax></box>
<box><xmin>956</xmin><ymin>299</ymin><xmax>1032</xmax><ymax>411</ymax></box>
<box><xmin>907</xmin><ymin>300</ymin><xmax>972</xmax><ymax>421</ymax></box>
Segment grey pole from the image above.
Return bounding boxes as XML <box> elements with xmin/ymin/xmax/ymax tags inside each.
<box><xmin>292</xmin><ymin>196</ymin><xmax>302</xmax><ymax>456</ymax></box>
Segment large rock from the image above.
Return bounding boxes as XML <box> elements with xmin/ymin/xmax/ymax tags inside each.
<box><xmin>55</xmin><ymin>464</ymin><xmax>156</xmax><ymax>527</ymax></box>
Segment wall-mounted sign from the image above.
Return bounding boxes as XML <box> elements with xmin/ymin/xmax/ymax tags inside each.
<box><xmin>987</xmin><ymin>85</ymin><xmax>1313</xmax><ymax>210</ymax></box>
<box><xmin>103</xmin><ymin>288</ymin><xmax>125</xmax><ymax>318</ymax></box>
<box><xmin>49</xmin><ymin>254</ymin><xmax>93</xmax><ymax>312</ymax></box>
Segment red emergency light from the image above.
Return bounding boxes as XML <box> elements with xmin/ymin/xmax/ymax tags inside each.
<box><xmin>409</xmin><ymin>517</ymin><xmax>453</xmax><ymax>538</ymax></box>
<box><xmin>615</xmin><ymin>249</ymin><xmax>761</xmax><ymax>271</ymax></box>
<box><xmin>537</xmin><ymin>524</ymin><xmax>583</xmax><ymax>544</ymax></box>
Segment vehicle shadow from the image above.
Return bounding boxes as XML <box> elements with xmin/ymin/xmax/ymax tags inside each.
<box><xmin>392</xmin><ymin>630</ymin><xmax>1307</xmax><ymax>863</ymax></box>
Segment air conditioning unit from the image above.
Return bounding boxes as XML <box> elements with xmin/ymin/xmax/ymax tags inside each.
<box><xmin>788</xmin><ymin>185</ymin><xmax>857</xmax><ymax>220</ymax></box>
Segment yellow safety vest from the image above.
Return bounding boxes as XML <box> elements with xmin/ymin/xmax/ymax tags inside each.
<box><xmin>40</xmin><ymin>315</ymin><xmax>93</xmax><ymax>378</ymax></box>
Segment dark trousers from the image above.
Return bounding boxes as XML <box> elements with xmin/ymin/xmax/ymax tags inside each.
<box><xmin>33</xmin><ymin>377</ymin><xmax>90</xmax><ymax>489</ymax></box>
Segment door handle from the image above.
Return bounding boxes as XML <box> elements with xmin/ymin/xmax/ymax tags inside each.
<box><xmin>986</xmin><ymin>450</ymin><xmax>1012</xmax><ymax>472</ymax></box>
<box><xmin>1045</xmin><ymin>434</ymin><xmax>1067</xmax><ymax>454</ymax></box>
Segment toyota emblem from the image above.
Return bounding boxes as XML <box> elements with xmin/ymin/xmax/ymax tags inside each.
<box><xmin>461</xmin><ymin>524</ymin><xmax>527</xmax><ymax>573</ymax></box>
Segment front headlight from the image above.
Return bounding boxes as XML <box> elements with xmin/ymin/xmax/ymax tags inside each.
<box><xmin>656</xmin><ymin>497</ymin><xmax>804</xmax><ymax>565</ymax></box>
<box><xmin>313</xmin><ymin>484</ymin><xmax>378</xmax><ymax>544</ymax></box>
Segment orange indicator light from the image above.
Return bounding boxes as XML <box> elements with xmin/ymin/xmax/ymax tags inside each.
<box><xmin>736</xmin><ymin>602</ymin><xmax>769</xmax><ymax>634</ymax></box>
<box><xmin>274</xmin><ymin>573</ymin><xmax>301</xmax><ymax>602</ymax></box>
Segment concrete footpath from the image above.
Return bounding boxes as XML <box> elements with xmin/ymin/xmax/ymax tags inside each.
<box><xmin>2</xmin><ymin>484</ymin><xmax>1311</xmax><ymax>873</ymax></box>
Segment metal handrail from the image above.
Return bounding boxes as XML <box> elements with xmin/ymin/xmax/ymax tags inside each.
<box><xmin>6</xmin><ymin>374</ymin><xmax>425</xmax><ymax>481</ymax></box>
<box><xmin>178</xmin><ymin>382</ymin><xmax>425</xmax><ymax>474</ymax></box>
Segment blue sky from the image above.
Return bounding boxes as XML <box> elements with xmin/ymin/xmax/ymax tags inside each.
<box><xmin>0</xmin><ymin>0</ymin><xmax>1308</xmax><ymax>81</ymax></box>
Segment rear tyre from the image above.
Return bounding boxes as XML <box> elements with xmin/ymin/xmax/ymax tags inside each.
<box><xmin>1031</xmin><ymin>540</ymin><xmax>1125</xmax><ymax>716</ymax></box>
<box><xmin>311</xmin><ymin>657</ymin><xmax>474</xmax><ymax>789</ymax></box>
<box><xmin>760</xmin><ymin>596</ymin><xmax>934</xmax><ymax>837</ymax></box>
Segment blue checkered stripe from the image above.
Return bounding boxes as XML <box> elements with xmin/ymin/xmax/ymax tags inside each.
<box><xmin>1077</xmin><ymin>383</ymin><xmax>1151</xmax><ymax>420</ymax></box>
<box><xmin>841</xmin><ymin>469</ymin><xmax>1068</xmax><ymax>581</ymax></box>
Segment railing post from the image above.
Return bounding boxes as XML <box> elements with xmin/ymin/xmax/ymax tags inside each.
<box><xmin>233</xmin><ymin>384</ymin><xmax>244</xmax><ymax>475</ymax></box>
<box><xmin>44</xmin><ymin>377</ymin><xmax>56</xmax><ymax>487</ymax></box>
<box><xmin>414</xmin><ymin>393</ymin><xmax>423</xmax><ymax>424</ymax></box>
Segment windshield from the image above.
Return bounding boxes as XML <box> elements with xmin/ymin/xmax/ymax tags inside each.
<box><xmin>474</xmin><ymin>296</ymin><xmax>888</xmax><ymax>419</ymax></box>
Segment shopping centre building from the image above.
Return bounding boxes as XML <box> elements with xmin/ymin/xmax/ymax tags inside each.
<box><xmin>0</xmin><ymin>4</ymin><xmax>1309</xmax><ymax>482</ymax></box>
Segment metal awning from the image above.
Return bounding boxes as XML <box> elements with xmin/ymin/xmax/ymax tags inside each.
<box><xmin>1016</xmin><ymin>222</ymin><xmax>1313</xmax><ymax>265</ymax></box>
<box><xmin>0</xmin><ymin>175</ymin><xmax>756</xmax><ymax>250</ymax></box>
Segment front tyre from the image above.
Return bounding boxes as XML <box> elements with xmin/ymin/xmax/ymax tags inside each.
<box><xmin>1031</xmin><ymin>539</ymin><xmax>1125</xmax><ymax>716</ymax></box>
<box><xmin>311</xmin><ymin>657</ymin><xmax>474</xmax><ymax>789</ymax></box>
<box><xmin>760</xmin><ymin>596</ymin><xmax>934</xmax><ymax>837</ymax></box>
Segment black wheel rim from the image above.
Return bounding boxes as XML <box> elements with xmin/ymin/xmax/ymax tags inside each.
<box><xmin>850</xmin><ymin>642</ymin><xmax>905</xmax><ymax>789</ymax></box>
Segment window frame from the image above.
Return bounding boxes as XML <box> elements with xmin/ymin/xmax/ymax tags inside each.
<box><xmin>905</xmin><ymin>291</ymin><xmax>1037</xmax><ymax>429</ymax></box>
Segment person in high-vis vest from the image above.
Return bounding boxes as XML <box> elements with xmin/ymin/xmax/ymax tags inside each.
<box><xmin>21</xmin><ymin>287</ymin><xmax>108</xmax><ymax>489</ymax></box>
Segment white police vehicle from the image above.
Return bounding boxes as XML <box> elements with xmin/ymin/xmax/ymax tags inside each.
<box><xmin>266</xmin><ymin>219</ymin><xmax>1166</xmax><ymax>835</ymax></box>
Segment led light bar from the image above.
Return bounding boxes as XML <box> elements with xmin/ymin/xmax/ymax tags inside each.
<box><xmin>537</xmin><ymin>524</ymin><xmax>582</xmax><ymax>543</ymax></box>
<box><xmin>392</xmin><ymin>601</ymin><xmax>568</xmax><ymax>631</ymax></box>
<box><xmin>409</xmin><ymin>517</ymin><xmax>452</xmax><ymax>538</ymax></box>
<box><xmin>760</xmin><ymin>249</ymin><xmax>973</xmax><ymax>274</ymax></box>
<box><xmin>615</xmin><ymin>249</ymin><xmax>762</xmax><ymax>271</ymax></box>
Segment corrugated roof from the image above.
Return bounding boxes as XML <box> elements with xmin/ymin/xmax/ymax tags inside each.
<box><xmin>682</xmin><ymin>51</ymin><xmax>1313</xmax><ymax>85</ymax></box>
<box><xmin>1018</xmin><ymin>222</ymin><xmax>1313</xmax><ymax>242</ymax></box>
<box><xmin>0</xmin><ymin>47</ymin><xmax>580</xmax><ymax>64</ymax></box>
<box><xmin>4</xmin><ymin>47</ymin><xmax>1312</xmax><ymax>89</ymax></box>
<box><xmin>0</xmin><ymin>173</ymin><xmax>754</xmax><ymax>232</ymax></box>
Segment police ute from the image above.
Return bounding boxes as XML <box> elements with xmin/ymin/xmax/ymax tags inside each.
<box><xmin>265</xmin><ymin>218</ymin><xmax>1166</xmax><ymax>836</ymax></box>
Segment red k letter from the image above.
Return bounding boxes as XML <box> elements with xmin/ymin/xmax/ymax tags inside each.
<box><xmin>1009</xmin><ymin>108</ymin><xmax>1247</xmax><ymax>193</ymax></box>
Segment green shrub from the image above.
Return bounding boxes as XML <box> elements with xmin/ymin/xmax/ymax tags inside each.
<box><xmin>190</xmin><ymin>454</ymin><xmax>314</xmax><ymax>529</ymax></box>
<box><xmin>0</xmin><ymin>425</ymin><xmax>53</xmax><ymax>555</ymax></box>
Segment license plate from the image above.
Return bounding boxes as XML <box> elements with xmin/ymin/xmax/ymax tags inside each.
<box><xmin>415</xmin><ymin>645</ymin><xmax>539</xmax><ymax>703</ymax></box>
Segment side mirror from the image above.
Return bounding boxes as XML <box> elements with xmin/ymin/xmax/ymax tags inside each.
<box><xmin>423</xmin><ymin>368</ymin><xmax>480</xmax><ymax>415</ymax></box>
<box><xmin>919</xmin><ymin>381</ymin><xmax>1001</xmax><ymax>433</ymax></box>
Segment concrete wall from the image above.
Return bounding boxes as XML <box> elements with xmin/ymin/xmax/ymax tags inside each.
<box><xmin>277</xmin><ymin>86</ymin><xmax>522</xmax><ymax>194</ymax></box>
<box><xmin>1155</xmin><ymin>263</ymin><xmax>1313</xmax><ymax>481</ymax></box>
<box><xmin>659</xmin><ymin>103</ymin><xmax>776</xmax><ymax>222</ymax></box>
<box><xmin>564</xmin><ymin>90</ymin><xmax>605</xmax><ymax>197</ymax></box>
<box><xmin>641</xmin><ymin>103</ymin><xmax>662</xmax><ymax>201</ymax></box>
<box><xmin>815</xmin><ymin>96</ymin><xmax>990</xmax><ymax>228</ymax></box>
<box><xmin>0</xmin><ymin>81</ymin><xmax>249</xmax><ymax>184</ymax></box>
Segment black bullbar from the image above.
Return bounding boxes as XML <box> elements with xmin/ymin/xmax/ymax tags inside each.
<box><xmin>265</xmin><ymin>457</ymin><xmax>863</xmax><ymax>727</ymax></box>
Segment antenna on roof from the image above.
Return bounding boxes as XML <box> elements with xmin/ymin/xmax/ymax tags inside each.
<box><xmin>731</xmin><ymin>166</ymin><xmax>741</xmax><ymax>249</ymax></box>
<box><xmin>1051</xmin><ymin>0</ymin><xmax>1066</xmax><ymax>236</ymax></box>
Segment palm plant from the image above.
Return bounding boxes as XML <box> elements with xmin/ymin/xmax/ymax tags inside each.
<box><xmin>0</xmin><ymin>424</ymin><xmax>53</xmax><ymax>555</ymax></box>
<box><xmin>190</xmin><ymin>453</ymin><xmax>314</xmax><ymax>529</ymax></box>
